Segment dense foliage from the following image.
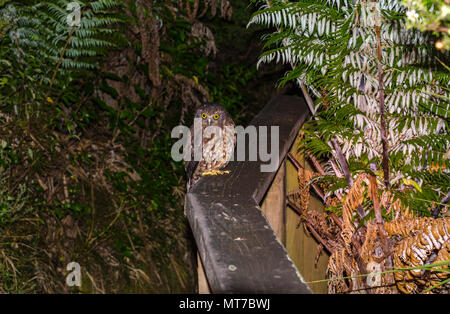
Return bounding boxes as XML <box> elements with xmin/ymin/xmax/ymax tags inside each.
<box><xmin>250</xmin><ymin>0</ymin><xmax>449</xmax><ymax>216</ymax></box>
<box><xmin>0</xmin><ymin>0</ymin><xmax>263</xmax><ymax>293</ymax></box>
<box><xmin>2</xmin><ymin>0</ymin><xmax>445</xmax><ymax>294</ymax></box>
<box><xmin>402</xmin><ymin>0</ymin><xmax>450</xmax><ymax>50</ymax></box>
<box><xmin>250</xmin><ymin>0</ymin><xmax>449</xmax><ymax>293</ymax></box>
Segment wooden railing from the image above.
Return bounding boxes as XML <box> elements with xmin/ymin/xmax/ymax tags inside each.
<box><xmin>185</xmin><ymin>95</ymin><xmax>311</xmax><ymax>293</ymax></box>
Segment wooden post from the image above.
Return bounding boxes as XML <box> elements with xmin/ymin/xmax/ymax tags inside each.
<box><xmin>197</xmin><ymin>252</ymin><xmax>211</xmax><ymax>294</ymax></box>
<box><xmin>261</xmin><ymin>161</ymin><xmax>286</xmax><ymax>245</ymax></box>
<box><xmin>285</xmin><ymin>136</ymin><xmax>330</xmax><ymax>293</ymax></box>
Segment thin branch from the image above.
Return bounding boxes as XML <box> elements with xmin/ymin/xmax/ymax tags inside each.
<box><xmin>330</xmin><ymin>158</ymin><xmax>343</xmax><ymax>179</ymax></box>
<box><xmin>330</xmin><ymin>138</ymin><xmax>353</xmax><ymax>186</ymax></box>
<box><xmin>307</xmin><ymin>153</ymin><xmax>324</xmax><ymax>176</ymax></box>
<box><xmin>286</xmin><ymin>199</ymin><xmax>334</xmax><ymax>254</ymax></box>
<box><xmin>330</xmin><ymin>138</ymin><xmax>370</xmax><ymax>220</ymax></box>
<box><xmin>49</xmin><ymin>26</ymin><xmax>76</xmax><ymax>89</ymax></box>
<box><xmin>368</xmin><ymin>175</ymin><xmax>382</xmax><ymax>225</ymax></box>
<box><xmin>305</xmin><ymin>222</ymin><xmax>334</xmax><ymax>254</ymax></box>
<box><xmin>375</xmin><ymin>10</ymin><xmax>390</xmax><ymax>188</ymax></box>
<box><xmin>287</xmin><ymin>199</ymin><xmax>302</xmax><ymax>216</ymax></box>
<box><xmin>299</xmin><ymin>82</ymin><xmax>317</xmax><ymax>115</ymax></box>
<box><xmin>287</xmin><ymin>153</ymin><xmax>343</xmax><ymax>229</ymax></box>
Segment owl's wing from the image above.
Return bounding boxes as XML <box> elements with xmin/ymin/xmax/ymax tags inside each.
<box><xmin>185</xmin><ymin>124</ymin><xmax>198</xmax><ymax>190</ymax></box>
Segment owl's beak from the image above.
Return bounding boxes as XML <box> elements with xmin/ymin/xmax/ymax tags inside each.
<box><xmin>207</xmin><ymin>117</ymin><xmax>212</xmax><ymax>125</ymax></box>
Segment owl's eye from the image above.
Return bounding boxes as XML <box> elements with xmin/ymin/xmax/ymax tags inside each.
<box><xmin>201</xmin><ymin>113</ymin><xmax>207</xmax><ymax>119</ymax></box>
<box><xmin>213</xmin><ymin>114</ymin><xmax>219</xmax><ymax>120</ymax></box>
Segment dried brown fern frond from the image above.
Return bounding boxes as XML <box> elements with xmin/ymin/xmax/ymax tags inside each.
<box><xmin>385</xmin><ymin>216</ymin><xmax>437</xmax><ymax>238</ymax></box>
<box><xmin>381</xmin><ymin>191</ymin><xmax>414</xmax><ymax>220</ymax></box>
<box><xmin>341</xmin><ymin>173</ymin><xmax>371</xmax><ymax>249</ymax></box>
<box><xmin>298</xmin><ymin>167</ymin><xmax>316</xmax><ymax>214</ymax></box>
<box><xmin>327</xmin><ymin>248</ymin><xmax>371</xmax><ymax>294</ymax></box>
<box><xmin>360</xmin><ymin>222</ymin><xmax>378</xmax><ymax>264</ymax></box>
<box><xmin>302</xmin><ymin>209</ymin><xmax>342</xmax><ymax>253</ymax></box>
<box><xmin>393</xmin><ymin>216</ymin><xmax>450</xmax><ymax>293</ymax></box>
<box><xmin>297</xmin><ymin>163</ymin><xmax>449</xmax><ymax>294</ymax></box>
<box><xmin>327</xmin><ymin>249</ymin><xmax>353</xmax><ymax>293</ymax></box>
<box><xmin>179</xmin><ymin>0</ymin><xmax>232</xmax><ymax>22</ymax></box>
<box><xmin>191</xmin><ymin>22</ymin><xmax>217</xmax><ymax>57</ymax></box>
<box><xmin>428</xmin><ymin>241</ymin><xmax>450</xmax><ymax>285</ymax></box>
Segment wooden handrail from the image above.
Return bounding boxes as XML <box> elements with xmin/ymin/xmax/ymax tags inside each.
<box><xmin>185</xmin><ymin>95</ymin><xmax>311</xmax><ymax>293</ymax></box>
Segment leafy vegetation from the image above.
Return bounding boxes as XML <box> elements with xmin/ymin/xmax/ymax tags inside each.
<box><xmin>250</xmin><ymin>0</ymin><xmax>449</xmax><ymax>218</ymax></box>
<box><xmin>251</xmin><ymin>0</ymin><xmax>449</xmax><ymax>293</ymax></box>
<box><xmin>402</xmin><ymin>0</ymin><xmax>450</xmax><ymax>50</ymax></box>
<box><xmin>0</xmin><ymin>0</ymin><xmax>265</xmax><ymax>293</ymax></box>
<box><xmin>3</xmin><ymin>0</ymin><xmax>446</xmax><ymax>295</ymax></box>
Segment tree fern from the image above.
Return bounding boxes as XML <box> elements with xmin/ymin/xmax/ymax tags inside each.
<box><xmin>250</xmin><ymin>0</ymin><xmax>449</xmax><ymax>213</ymax></box>
<box><xmin>1</xmin><ymin>0</ymin><xmax>124</xmax><ymax>75</ymax></box>
<box><xmin>0</xmin><ymin>0</ymin><xmax>125</xmax><ymax>118</ymax></box>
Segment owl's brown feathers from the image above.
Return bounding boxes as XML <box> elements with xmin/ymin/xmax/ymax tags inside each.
<box><xmin>186</xmin><ymin>103</ymin><xmax>236</xmax><ymax>190</ymax></box>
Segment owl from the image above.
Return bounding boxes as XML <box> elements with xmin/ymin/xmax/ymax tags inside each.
<box><xmin>185</xmin><ymin>103</ymin><xmax>236</xmax><ymax>191</ymax></box>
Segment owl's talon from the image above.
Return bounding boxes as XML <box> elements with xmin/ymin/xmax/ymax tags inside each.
<box><xmin>202</xmin><ymin>170</ymin><xmax>231</xmax><ymax>176</ymax></box>
<box><xmin>202</xmin><ymin>171</ymin><xmax>217</xmax><ymax>176</ymax></box>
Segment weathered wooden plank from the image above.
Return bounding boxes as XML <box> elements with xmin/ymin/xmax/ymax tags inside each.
<box><xmin>197</xmin><ymin>252</ymin><xmax>211</xmax><ymax>294</ymax></box>
<box><xmin>285</xmin><ymin>136</ymin><xmax>330</xmax><ymax>293</ymax></box>
<box><xmin>186</xmin><ymin>95</ymin><xmax>311</xmax><ymax>293</ymax></box>
<box><xmin>261</xmin><ymin>161</ymin><xmax>286</xmax><ymax>245</ymax></box>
